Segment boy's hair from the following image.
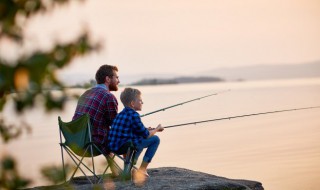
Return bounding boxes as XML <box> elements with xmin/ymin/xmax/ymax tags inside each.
<box><xmin>95</xmin><ymin>65</ymin><xmax>118</xmax><ymax>84</ymax></box>
<box><xmin>120</xmin><ymin>88</ymin><xmax>141</xmax><ymax>107</ymax></box>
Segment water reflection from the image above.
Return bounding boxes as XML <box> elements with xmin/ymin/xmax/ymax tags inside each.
<box><xmin>1</xmin><ymin>78</ymin><xmax>320</xmax><ymax>190</ymax></box>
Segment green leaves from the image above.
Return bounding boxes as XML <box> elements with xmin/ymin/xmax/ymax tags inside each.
<box><xmin>0</xmin><ymin>117</ymin><xmax>32</xmax><ymax>143</ymax></box>
<box><xmin>0</xmin><ymin>0</ymin><xmax>70</xmax><ymax>41</ymax></box>
<box><xmin>0</xmin><ymin>156</ymin><xmax>31</xmax><ymax>189</ymax></box>
<box><xmin>0</xmin><ymin>0</ymin><xmax>100</xmax><ymax>143</ymax></box>
<box><xmin>0</xmin><ymin>0</ymin><xmax>100</xmax><ymax>188</ymax></box>
<box><xmin>41</xmin><ymin>164</ymin><xmax>72</xmax><ymax>185</ymax></box>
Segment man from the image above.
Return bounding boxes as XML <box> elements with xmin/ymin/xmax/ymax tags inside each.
<box><xmin>73</xmin><ymin>64</ymin><xmax>120</xmax><ymax>155</ymax></box>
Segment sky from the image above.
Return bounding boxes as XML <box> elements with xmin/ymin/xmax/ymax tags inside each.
<box><xmin>4</xmin><ymin>0</ymin><xmax>320</xmax><ymax>84</ymax></box>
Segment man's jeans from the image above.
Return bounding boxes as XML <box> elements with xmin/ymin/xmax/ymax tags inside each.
<box><xmin>134</xmin><ymin>135</ymin><xmax>160</xmax><ymax>163</ymax></box>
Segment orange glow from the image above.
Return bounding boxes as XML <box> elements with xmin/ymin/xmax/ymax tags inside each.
<box><xmin>14</xmin><ymin>68</ymin><xmax>29</xmax><ymax>91</ymax></box>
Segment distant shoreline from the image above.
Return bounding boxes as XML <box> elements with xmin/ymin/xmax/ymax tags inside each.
<box><xmin>130</xmin><ymin>76</ymin><xmax>224</xmax><ymax>86</ymax></box>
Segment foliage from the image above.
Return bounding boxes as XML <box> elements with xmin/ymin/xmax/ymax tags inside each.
<box><xmin>0</xmin><ymin>0</ymin><xmax>99</xmax><ymax>141</ymax></box>
<box><xmin>0</xmin><ymin>156</ymin><xmax>31</xmax><ymax>189</ymax></box>
<box><xmin>0</xmin><ymin>0</ymin><xmax>100</xmax><ymax>189</ymax></box>
<box><xmin>71</xmin><ymin>79</ymin><xmax>96</xmax><ymax>89</ymax></box>
<box><xmin>41</xmin><ymin>164</ymin><xmax>72</xmax><ymax>185</ymax></box>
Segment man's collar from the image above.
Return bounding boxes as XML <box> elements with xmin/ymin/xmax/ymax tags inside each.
<box><xmin>95</xmin><ymin>84</ymin><xmax>109</xmax><ymax>91</ymax></box>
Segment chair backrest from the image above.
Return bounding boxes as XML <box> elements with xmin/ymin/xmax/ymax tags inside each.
<box><xmin>58</xmin><ymin>114</ymin><xmax>101</xmax><ymax>157</ymax></box>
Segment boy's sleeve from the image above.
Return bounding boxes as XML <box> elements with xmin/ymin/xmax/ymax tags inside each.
<box><xmin>132</xmin><ymin>112</ymin><xmax>149</xmax><ymax>138</ymax></box>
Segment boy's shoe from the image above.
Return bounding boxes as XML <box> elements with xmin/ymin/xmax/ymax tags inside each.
<box><xmin>144</xmin><ymin>171</ymin><xmax>150</xmax><ymax>177</ymax></box>
<box><xmin>131</xmin><ymin>168</ymin><xmax>149</xmax><ymax>177</ymax></box>
<box><xmin>132</xmin><ymin>169</ymin><xmax>149</xmax><ymax>186</ymax></box>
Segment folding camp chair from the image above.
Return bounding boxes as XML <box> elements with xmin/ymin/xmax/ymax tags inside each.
<box><xmin>58</xmin><ymin>114</ymin><xmax>137</xmax><ymax>184</ymax></box>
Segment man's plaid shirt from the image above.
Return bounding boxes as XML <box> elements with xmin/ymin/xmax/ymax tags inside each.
<box><xmin>108</xmin><ymin>107</ymin><xmax>150</xmax><ymax>152</ymax></box>
<box><xmin>73</xmin><ymin>85</ymin><xmax>118</xmax><ymax>154</ymax></box>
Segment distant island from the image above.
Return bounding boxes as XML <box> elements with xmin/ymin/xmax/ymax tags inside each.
<box><xmin>60</xmin><ymin>61</ymin><xmax>320</xmax><ymax>86</ymax></box>
<box><xmin>130</xmin><ymin>76</ymin><xmax>224</xmax><ymax>85</ymax></box>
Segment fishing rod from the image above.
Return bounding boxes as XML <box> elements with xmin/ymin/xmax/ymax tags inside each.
<box><xmin>140</xmin><ymin>89</ymin><xmax>230</xmax><ymax>117</ymax></box>
<box><xmin>163</xmin><ymin>106</ymin><xmax>320</xmax><ymax>129</ymax></box>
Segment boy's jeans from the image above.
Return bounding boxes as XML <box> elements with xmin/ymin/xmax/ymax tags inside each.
<box><xmin>134</xmin><ymin>135</ymin><xmax>160</xmax><ymax>163</ymax></box>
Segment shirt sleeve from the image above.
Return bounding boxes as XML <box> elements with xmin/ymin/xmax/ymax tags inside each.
<box><xmin>131</xmin><ymin>112</ymin><xmax>150</xmax><ymax>138</ymax></box>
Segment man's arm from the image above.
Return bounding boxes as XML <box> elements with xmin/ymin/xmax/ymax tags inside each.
<box><xmin>106</xmin><ymin>94</ymin><xmax>118</xmax><ymax>121</ymax></box>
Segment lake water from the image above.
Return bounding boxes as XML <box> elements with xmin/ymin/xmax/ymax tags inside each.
<box><xmin>1</xmin><ymin>78</ymin><xmax>320</xmax><ymax>189</ymax></box>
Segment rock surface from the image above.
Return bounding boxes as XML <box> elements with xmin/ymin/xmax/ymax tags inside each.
<box><xmin>30</xmin><ymin>167</ymin><xmax>264</xmax><ymax>190</ymax></box>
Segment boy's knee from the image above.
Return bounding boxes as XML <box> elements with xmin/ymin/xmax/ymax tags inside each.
<box><xmin>153</xmin><ymin>135</ymin><xmax>160</xmax><ymax>144</ymax></box>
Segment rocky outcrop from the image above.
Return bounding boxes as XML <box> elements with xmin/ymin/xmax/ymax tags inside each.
<box><xmin>30</xmin><ymin>167</ymin><xmax>264</xmax><ymax>190</ymax></box>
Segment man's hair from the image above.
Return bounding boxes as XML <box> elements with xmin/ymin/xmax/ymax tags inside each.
<box><xmin>95</xmin><ymin>65</ymin><xmax>118</xmax><ymax>84</ymax></box>
<box><xmin>120</xmin><ymin>88</ymin><xmax>141</xmax><ymax>107</ymax></box>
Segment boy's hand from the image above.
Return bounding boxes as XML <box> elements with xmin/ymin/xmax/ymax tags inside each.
<box><xmin>156</xmin><ymin>124</ymin><xmax>164</xmax><ymax>132</ymax></box>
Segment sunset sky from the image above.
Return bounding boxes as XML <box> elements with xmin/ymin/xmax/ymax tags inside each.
<box><xmin>5</xmin><ymin>0</ymin><xmax>320</xmax><ymax>84</ymax></box>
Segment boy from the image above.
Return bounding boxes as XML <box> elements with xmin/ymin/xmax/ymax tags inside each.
<box><xmin>108</xmin><ymin>87</ymin><xmax>164</xmax><ymax>179</ymax></box>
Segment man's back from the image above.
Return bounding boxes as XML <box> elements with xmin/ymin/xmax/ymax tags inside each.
<box><xmin>73</xmin><ymin>86</ymin><xmax>118</xmax><ymax>146</ymax></box>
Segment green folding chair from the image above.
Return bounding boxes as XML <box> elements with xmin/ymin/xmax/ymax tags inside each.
<box><xmin>58</xmin><ymin>114</ymin><xmax>137</xmax><ymax>184</ymax></box>
<box><xmin>58</xmin><ymin>114</ymin><xmax>118</xmax><ymax>184</ymax></box>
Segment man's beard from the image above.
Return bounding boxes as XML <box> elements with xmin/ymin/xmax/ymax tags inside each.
<box><xmin>109</xmin><ymin>82</ymin><xmax>118</xmax><ymax>91</ymax></box>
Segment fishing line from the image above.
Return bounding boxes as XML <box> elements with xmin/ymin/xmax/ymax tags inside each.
<box><xmin>140</xmin><ymin>89</ymin><xmax>230</xmax><ymax>117</ymax></box>
<box><xmin>163</xmin><ymin>106</ymin><xmax>320</xmax><ymax>129</ymax></box>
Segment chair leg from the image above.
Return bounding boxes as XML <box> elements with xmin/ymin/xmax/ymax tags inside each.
<box><xmin>60</xmin><ymin>144</ymin><xmax>67</xmax><ymax>183</ymax></box>
<box><xmin>121</xmin><ymin>148</ymin><xmax>136</xmax><ymax>180</ymax></box>
<box><xmin>62</xmin><ymin>146</ymin><xmax>92</xmax><ymax>183</ymax></box>
<box><xmin>89</xmin><ymin>145</ymin><xmax>98</xmax><ymax>182</ymax></box>
<box><xmin>64</xmin><ymin>147</ymin><xmax>97</xmax><ymax>184</ymax></box>
<box><xmin>98</xmin><ymin>154</ymin><xmax>122</xmax><ymax>183</ymax></box>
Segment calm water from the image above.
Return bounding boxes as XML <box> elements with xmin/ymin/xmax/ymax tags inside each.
<box><xmin>1</xmin><ymin>78</ymin><xmax>320</xmax><ymax>189</ymax></box>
